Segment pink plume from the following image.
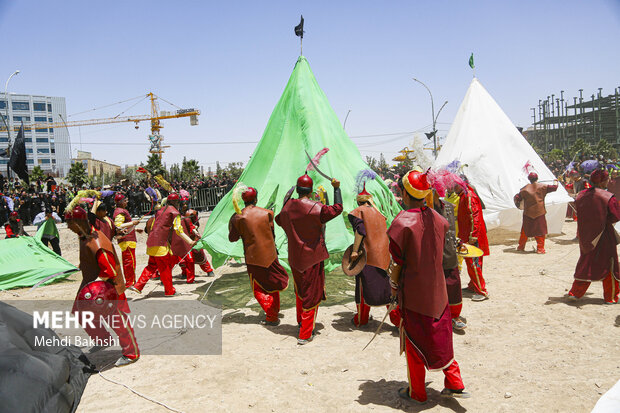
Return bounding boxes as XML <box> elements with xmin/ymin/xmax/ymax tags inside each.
<box><xmin>522</xmin><ymin>161</ymin><xmax>535</xmax><ymax>175</ymax></box>
<box><xmin>307</xmin><ymin>148</ymin><xmax>330</xmax><ymax>171</ymax></box>
<box><xmin>427</xmin><ymin>169</ymin><xmax>466</xmax><ymax>197</ymax></box>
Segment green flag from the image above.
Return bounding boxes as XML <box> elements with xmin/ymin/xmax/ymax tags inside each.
<box><xmin>197</xmin><ymin>56</ymin><xmax>402</xmax><ymax>271</ymax></box>
<box><xmin>469</xmin><ymin>53</ymin><xmax>475</xmax><ymax>69</ymax></box>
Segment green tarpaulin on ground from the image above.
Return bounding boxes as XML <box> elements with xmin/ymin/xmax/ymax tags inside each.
<box><xmin>0</xmin><ymin>225</ymin><xmax>78</xmax><ymax>290</ymax></box>
<box><xmin>197</xmin><ymin>56</ymin><xmax>401</xmax><ymax>271</ymax></box>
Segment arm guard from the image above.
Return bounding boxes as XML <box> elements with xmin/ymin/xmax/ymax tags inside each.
<box><xmin>333</xmin><ymin>187</ymin><xmax>342</xmax><ymax>205</ymax></box>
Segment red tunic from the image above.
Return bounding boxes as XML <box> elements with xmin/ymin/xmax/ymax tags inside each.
<box><xmin>113</xmin><ymin>207</ymin><xmax>136</xmax><ymax>243</ymax></box>
<box><xmin>574</xmin><ymin>188</ymin><xmax>620</xmax><ymax>282</ymax></box>
<box><xmin>276</xmin><ymin>197</ymin><xmax>343</xmax><ymax>309</ymax></box>
<box><xmin>94</xmin><ymin>216</ymin><xmax>115</xmax><ymax>241</ymax></box>
<box><xmin>388</xmin><ymin>207</ymin><xmax>453</xmax><ymax>371</ymax></box>
<box><xmin>387</xmin><ymin>207</ymin><xmax>449</xmax><ymax>318</ymax></box>
<box><xmin>457</xmin><ymin>185</ymin><xmax>489</xmax><ymax>255</ymax></box>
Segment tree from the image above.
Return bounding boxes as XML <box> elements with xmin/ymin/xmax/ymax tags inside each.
<box><xmin>145</xmin><ymin>154</ymin><xmax>166</xmax><ymax>176</ymax></box>
<box><xmin>120</xmin><ymin>166</ymin><xmax>140</xmax><ymax>185</ymax></box>
<box><xmin>569</xmin><ymin>138</ymin><xmax>593</xmax><ymax>159</ymax></box>
<box><xmin>595</xmin><ymin>138</ymin><xmax>617</xmax><ymax>160</ymax></box>
<box><xmin>67</xmin><ymin>161</ymin><xmax>88</xmax><ymax>188</ymax></box>
<box><xmin>30</xmin><ymin>165</ymin><xmax>45</xmax><ymax>181</ymax></box>
<box><xmin>181</xmin><ymin>157</ymin><xmax>201</xmax><ymax>181</ymax></box>
<box><xmin>216</xmin><ymin>161</ymin><xmax>222</xmax><ymax>177</ymax></box>
<box><xmin>365</xmin><ymin>156</ymin><xmax>379</xmax><ymax>175</ymax></box>
<box><xmin>224</xmin><ymin>162</ymin><xmax>244</xmax><ymax>180</ymax></box>
<box><xmin>547</xmin><ymin>149</ymin><xmax>565</xmax><ymax>162</ymax></box>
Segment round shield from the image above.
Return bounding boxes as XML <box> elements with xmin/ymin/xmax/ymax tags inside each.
<box><xmin>342</xmin><ymin>244</ymin><xmax>367</xmax><ymax>276</ymax></box>
<box><xmin>76</xmin><ymin>280</ymin><xmax>119</xmax><ymax>317</ymax></box>
<box><xmin>457</xmin><ymin>243</ymin><xmax>484</xmax><ymax>258</ymax></box>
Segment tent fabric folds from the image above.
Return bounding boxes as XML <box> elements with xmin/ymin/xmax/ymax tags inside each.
<box><xmin>0</xmin><ymin>226</ymin><xmax>78</xmax><ymax>290</ymax></box>
<box><xmin>198</xmin><ymin>56</ymin><xmax>401</xmax><ymax>270</ymax></box>
<box><xmin>0</xmin><ymin>301</ymin><xmax>94</xmax><ymax>413</ymax></box>
<box><xmin>434</xmin><ymin>78</ymin><xmax>572</xmax><ymax>233</ymax></box>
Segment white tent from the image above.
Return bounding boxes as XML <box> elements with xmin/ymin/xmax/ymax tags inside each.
<box><xmin>434</xmin><ymin>78</ymin><xmax>572</xmax><ymax>234</ymax></box>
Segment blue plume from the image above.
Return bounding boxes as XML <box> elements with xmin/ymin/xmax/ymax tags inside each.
<box><xmin>355</xmin><ymin>169</ymin><xmax>378</xmax><ymax>194</ymax></box>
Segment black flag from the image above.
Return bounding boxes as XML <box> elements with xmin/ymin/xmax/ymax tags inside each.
<box><xmin>9</xmin><ymin>122</ymin><xmax>29</xmax><ymax>184</ymax></box>
<box><xmin>294</xmin><ymin>15</ymin><xmax>304</xmax><ymax>38</ymax></box>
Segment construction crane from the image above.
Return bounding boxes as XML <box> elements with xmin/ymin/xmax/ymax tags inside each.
<box><xmin>0</xmin><ymin>92</ymin><xmax>200</xmax><ymax>159</ymax></box>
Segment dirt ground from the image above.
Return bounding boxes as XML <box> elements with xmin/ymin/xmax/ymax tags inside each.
<box><xmin>3</xmin><ymin>217</ymin><xmax>620</xmax><ymax>413</ymax></box>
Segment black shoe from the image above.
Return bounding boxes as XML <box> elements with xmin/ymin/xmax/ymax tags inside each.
<box><xmin>260</xmin><ymin>319</ymin><xmax>280</xmax><ymax>326</ymax></box>
<box><xmin>440</xmin><ymin>388</ymin><xmax>471</xmax><ymax>399</ymax></box>
<box><xmin>207</xmin><ymin>272</ymin><xmax>215</xmax><ymax>277</ymax></box>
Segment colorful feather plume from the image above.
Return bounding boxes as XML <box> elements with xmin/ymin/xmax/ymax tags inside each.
<box><xmin>179</xmin><ymin>189</ymin><xmax>190</xmax><ymax>199</ymax></box>
<box><xmin>154</xmin><ymin>174</ymin><xmax>173</xmax><ymax>192</ymax></box>
<box><xmin>354</xmin><ymin>169</ymin><xmax>378</xmax><ymax>194</ymax></box>
<box><xmin>445</xmin><ymin>160</ymin><xmax>461</xmax><ymax>173</ymax></box>
<box><xmin>232</xmin><ymin>182</ymin><xmax>248</xmax><ymax>215</ymax></box>
<box><xmin>306</xmin><ymin>148</ymin><xmax>329</xmax><ymax>172</ymax></box>
<box><xmin>427</xmin><ymin>169</ymin><xmax>466</xmax><ymax>197</ymax></box>
<box><xmin>65</xmin><ymin>190</ymin><xmax>100</xmax><ymax>213</ymax></box>
<box><xmin>522</xmin><ymin>160</ymin><xmax>536</xmax><ymax>175</ymax></box>
<box><xmin>144</xmin><ymin>187</ymin><xmax>158</xmax><ymax>203</ymax></box>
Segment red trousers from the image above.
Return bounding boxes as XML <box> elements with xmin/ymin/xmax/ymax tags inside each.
<box><xmin>253</xmin><ymin>281</ymin><xmax>280</xmax><ymax>322</ymax></box>
<box><xmin>449</xmin><ymin>303</ymin><xmax>462</xmax><ymax>320</ymax></box>
<box><xmin>569</xmin><ymin>273</ymin><xmax>619</xmax><ymax>303</ymax></box>
<box><xmin>405</xmin><ymin>338</ymin><xmax>464</xmax><ymax>402</ymax></box>
<box><xmin>77</xmin><ymin>305</ymin><xmax>139</xmax><ymax>360</ymax></box>
<box><xmin>517</xmin><ymin>231</ymin><xmax>545</xmax><ymax>253</ymax></box>
<box><xmin>354</xmin><ymin>283</ymin><xmax>400</xmax><ymax>327</ymax></box>
<box><xmin>197</xmin><ymin>254</ymin><xmax>214</xmax><ymax>273</ymax></box>
<box><xmin>295</xmin><ymin>294</ymin><xmax>318</xmax><ymax>340</ymax></box>
<box><xmin>134</xmin><ymin>254</ymin><xmax>176</xmax><ymax>296</ymax></box>
<box><xmin>121</xmin><ymin>247</ymin><xmax>136</xmax><ymax>287</ymax></box>
<box><xmin>179</xmin><ymin>253</ymin><xmax>195</xmax><ymax>284</ymax></box>
<box><xmin>465</xmin><ymin>256</ymin><xmax>487</xmax><ymax>296</ymax></box>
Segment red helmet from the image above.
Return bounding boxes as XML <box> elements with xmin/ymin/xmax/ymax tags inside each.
<box><xmin>242</xmin><ymin>187</ymin><xmax>257</xmax><ymax>203</ymax></box>
<box><xmin>528</xmin><ymin>172</ymin><xmax>539</xmax><ymax>182</ymax></box>
<box><xmin>114</xmin><ymin>193</ymin><xmax>125</xmax><ymax>203</ymax></box>
<box><xmin>402</xmin><ymin>170</ymin><xmax>431</xmax><ymax>199</ymax></box>
<box><xmin>167</xmin><ymin>192</ymin><xmax>180</xmax><ymax>201</ymax></box>
<box><xmin>569</xmin><ymin>170</ymin><xmax>579</xmax><ymax>177</ymax></box>
<box><xmin>591</xmin><ymin>169</ymin><xmax>609</xmax><ymax>184</ymax></box>
<box><xmin>76</xmin><ymin>280</ymin><xmax>119</xmax><ymax>317</ymax></box>
<box><xmin>9</xmin><ymin>211</ymin><xmax>18</xmax><ymax>217</ymax></box>
<box><xmin>297</xmin><ymin>173</ymin><xmax>313</xmax><ymax>189</ymax></box>
<box><xmin>65</xmin><ymin>206</ymin><xmax>88</xmax><ymax>221</ymax></box>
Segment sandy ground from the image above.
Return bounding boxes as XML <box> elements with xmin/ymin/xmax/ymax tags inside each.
<box><xmin>3</xmin><ymin>217</ymin><xmax>620</xmax><ymax>413</ymax></box>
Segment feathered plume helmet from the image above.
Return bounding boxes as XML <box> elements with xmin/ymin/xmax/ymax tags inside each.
<box><xmin>522</xmin><ymin>160</ymin><xmax>538</xmax><ymax>182</ymax></box>
<box><xmin>426</xmin><ymin>168</ymin><xmax>467</xmax><ymax>197</ymax></box>
<box><xmin>232</xmin><ymin>182</ymin><xmax>249</xmax><ymax>215</ymax></box>
<box><xmin>65</xmin><ymin>190</ymin><xmax>100</xmax><ymax>214</ymax></box>
<box><xmin>354</xmin><ymin>169</ymin><xmax>378</xmax><ymax>202</ymax></box>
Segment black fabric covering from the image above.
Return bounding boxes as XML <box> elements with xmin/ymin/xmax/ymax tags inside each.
<box><xmin>0</xmin><ymin>301</ymin><xmax>94</xmax><ymax>413</ymax></box>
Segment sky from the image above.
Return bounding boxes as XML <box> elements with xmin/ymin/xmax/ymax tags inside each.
<box><xmin>1</xmin><ymin>0</ymin><xmax>619</xmax><ymax>172</ymax></box>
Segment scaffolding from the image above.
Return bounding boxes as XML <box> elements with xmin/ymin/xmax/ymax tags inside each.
<box><xmin>526</xmin><ymin>86</ymin><xmax>620</xmax><ymax>152</ymax></box>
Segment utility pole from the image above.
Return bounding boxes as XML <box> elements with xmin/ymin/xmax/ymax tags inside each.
<box><xmin>412</xmin><ymin>78</ymin><xmax>447</xmax><ymax>158</ymax></box>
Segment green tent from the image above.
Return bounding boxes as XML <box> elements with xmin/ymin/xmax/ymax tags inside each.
<box><xmin>0</xmin><ymin>225</ymin><xmax>78</xmax><ymax>290</ymax></box>
<box><xmin>197</xmin><ymin>56</ymin><xmax>401</xmax><ymax>271</ymax></box>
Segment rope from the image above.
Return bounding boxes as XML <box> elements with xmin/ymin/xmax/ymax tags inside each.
<box><xmin>157</xmin><ymin>95</ymin><xmax>183</xmax><ymax>110</ymax></box>
<box><xmin>112</xmin><ymin>95</ymin><xmax>149</xmax><ymax>119</ymax></box>
<box><xmin>97</xmin><ymin>371</ymin><xmax>184</xmax><ymax>413</ymax></box>
<box><xmin>68</xmin><ymin>94</ymin><xmax>147</xmax><ymax>118</ymax></box>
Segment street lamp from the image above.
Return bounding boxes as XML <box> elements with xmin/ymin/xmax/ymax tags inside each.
<box><xmin>3</xmin><ymin>70</ymin><xmax>20</xmax><ymax>179</ymax></box>
<box><xmin>343</xmin><ymin>109</ymin><xmax>352</xmax><ymax>131</ymax></box>
<box><xmin>412</xmin><ymin>77</ymin><xmax>447</xmax><ymax>158</ymax></box>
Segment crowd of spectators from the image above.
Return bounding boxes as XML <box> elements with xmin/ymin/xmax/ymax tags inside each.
<box><xmin>0</xmin><ymin>171</ymin><xmax>237</xmax><ymax>227</ymax></box>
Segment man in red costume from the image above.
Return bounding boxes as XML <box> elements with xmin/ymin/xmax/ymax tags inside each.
<box><xmin>65</xmin><ymin>206</ymin><xmax>139</xmax><ymax>367</ymax></box>
<box><xmin>184</xmin><ymin>209</ymin><xmax>215</xmax><ymax>276</ymax></box>
<box><xmin>130</xmin><ymin>193</ymin><xmax>195</xmax><ymax>296</ymax></box>
<box><xmin>454</xmin><ymin>180</ymin><xmax>490</xmax><ymax>301</ymax></box>
<box><xmin>388</xmin><ymin>170</ymin><xmax>469</xmax><ymax>403</ymax></box>
<box><xmin>568</xmin><ymin>169</ymin><xmax>620</xmax><ymax>304</ymax></box>
<box><xmin>229</xmin><ymin>187</ymin><xmax>289</xmax><ymax>325</ymax></box>
<box><xmin>276</xmin><ymin>174</ymin><xmax>343</xmax><ymax>344</ymax></box>
<box><xmin>348</xmin><ymin>185</ymin><xmax>399</xmax><ymax>327</ymax></box>
<box><xmin>4</xmin><ymin>211</ymin><xmax>29</xmax><ymax>238</ymax></box>
<box><xmin>113</xmin><ymin>193</ymin><xmax>142</xmax><ymax>287</ymax></box>
<box><xmin>514</xmin><ymin>172</ymin><xmax>558</xmax><ymax>254</ymax></box>
<box><xmin>90</xmin><ymin>200</ymin><xmax>116</xmax><ymax>241</ymax></box>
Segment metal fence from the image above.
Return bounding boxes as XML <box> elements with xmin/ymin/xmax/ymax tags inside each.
<box><xmin>135</xmin><ymin>186</ymin><xmax>230</xmax><ymax>215</ymax></box>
